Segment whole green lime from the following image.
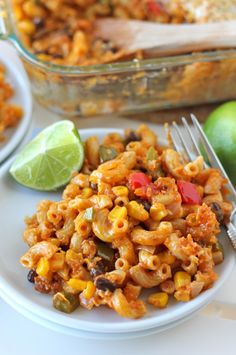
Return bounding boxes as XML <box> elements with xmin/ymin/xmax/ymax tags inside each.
<box><xmin>204</xmin><ymin>101</ymin><xmax>236</xmax><ymax>185</ymax></box>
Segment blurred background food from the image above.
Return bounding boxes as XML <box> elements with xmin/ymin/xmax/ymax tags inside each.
<box><xmin>0</xmin><ymin>62</ymin><xmax>23</xmax><ymax>142</ymax></box>
<box><xmin>13</xmin><ymin>0</ymin><xmax>236</xmax><ymax>65</ymax></box>
<box><xmin>0</xmin><ymin>1</ymin><xmax>235</xmax><ymax>117</ymax></box>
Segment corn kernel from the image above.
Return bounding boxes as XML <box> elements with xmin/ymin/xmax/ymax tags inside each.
<box><xmin>127</xmin><ymin>201</ymin><xmax>149</xmax><ymax>221</ymax></box>
<box><xmin>108</xmin><ymin>206</ymin><xmax>127</xmax><ymax>221</ymax></box>
<box><xmin>83</xmin><ymin>281</ymin><xmax>96</xmax><ymax>300</ymax></box>
<box><xmin>18</xmin><ymin>20</ymin><xmax>36</xmax><ymax>35</ymax></box>
<box><xmin>158</xmin><ymin>251</ymin><xmax>176</xmax><ymax>265</ymax></box>
<box><xmin>81</xmin><ymin>187</ymin><xmax>93</xmax><ymax>198</ymax></box>
<box><xmin>67</xmin><ymin>278</ymin><xmax>88</xmax><ymax>292</ymax></box>
<box><xmin>112</xmin><ymin>186</ymin><xmax>129</xmax><ymax>197</ymax></box>
<box><xmin>148</xmin><ymin>292</ymin><xmax>169</xmax><ymax>308</ymax></box>
<box><xmin>36</xmin><ymin>257</ymin><xmax>50</xmax><ymax>277</ymax></box>
<box><xmin>150</xmin><ymin>203</ymin><xmax>168</xmax><ymax>222</ymax></box>
<box><xmin>174</xmin><ymin>271</ymin><xmax>191</xmax><ymax>290</ymax></box>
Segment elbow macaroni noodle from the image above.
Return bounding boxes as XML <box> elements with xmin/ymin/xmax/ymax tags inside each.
<box><xmin>20</xmin><ymin>124</ymin><xmax>233</xmax><ymax>319</ymax></box>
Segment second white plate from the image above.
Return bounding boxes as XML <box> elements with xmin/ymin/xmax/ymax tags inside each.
<box><xmin>0</xmin><ymin>41</ymin><xmax>32</xmax><ymax>164</ymax></box>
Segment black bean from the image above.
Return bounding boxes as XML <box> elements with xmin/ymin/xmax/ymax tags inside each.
<box><xmin>60</xmin><ymin>244</ymin><xmax>69</xmax><ymax>252</ymax></box>
<box><xmin>136</xmin><ymin>198</ymin><xmax>151</xmax><ymax>212</ymax></box>
<box><xmin>129</xmin><ymin>131</ymin><xmax>141</xmax><ymax>141</ymax></box>
<box><xmin>32</xmin><ymin>17</ymin><xmax>44</xmax><ymax>28</ymax></box>
<box><xmin>95</xmin><ymin>277</ymin><xmax>117</xmax><ymax>292</ymax></box>
<box><xmin>124</xmin><ymin>131</ymin><xmax>141</xmax><ymax>145</ymax></box>
<box><xmin>34</xmin><ymin>50</ymin><xmax>46</xmax><ymax>55</ymax></box>
<box><xmin>210</xmin><ymin>202</ymin><xmax>224</xmax><ymax>224</ymax></box>
<box><xmin>139</xmin><ymin>166</ymin><xmax>147</xmax><ymax>173</ymax></box>
<box><xmin>89</xmin><ymin>182</ymin><xmax>98</xmax><ymax>192</ymax></box>
<box><xmin>32</xmin><ymin>28</ymin><xmax>51</xmax><ymax>40</ymax></box>
<box><xmin>102</xmin><ymin>40</ymin><xmax>118</xmax><ymax>53</ymax></box>
<box><xmin>27</xmin><ymin>269</ymin><xmax>37</xmax><ymax>283</ymax></box>
<box><xmin>90</xmin><ymin>258</ymin><xmax>115</xmax><ymax>278</ymax></box>
<box><xmin>90</xmin><ymin>260</ymin><xmax>106</xmax><ymax>278</ymax></box>
<box><xmin>50</xmin><ymin>53</ymin><xmax>64</xmax><ymax>59</ymax></box>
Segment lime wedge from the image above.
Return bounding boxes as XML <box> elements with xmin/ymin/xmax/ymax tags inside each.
<box><xmin>10</xmin><ymin>120</ymin><xmax>84</xmax><ymax>191</ymax></box>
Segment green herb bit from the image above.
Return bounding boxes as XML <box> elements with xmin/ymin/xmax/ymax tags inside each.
<box><xmin>146</xmin><ymin>146</ymin><xmax>158</xmax><ymax>161</ymax></box>
<box><xmin>99</xmin><ymin>145</ymin><xmax>118</xmax><ymax>163</ymax></box>
<box><xmin>84</xmin><ymin>207</ymin><xmax>94</xmax><ymax>221</ymax></box>
<box><xmin>53</xmin><ymin>291</ymin><xmax>80</xmax><ymax>313</ymax></box>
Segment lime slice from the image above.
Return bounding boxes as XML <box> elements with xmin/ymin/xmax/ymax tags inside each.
<box><xmin>10</xmin><ymin>120</ymin><xmax>84</xmax><ymax>191</ymax></box>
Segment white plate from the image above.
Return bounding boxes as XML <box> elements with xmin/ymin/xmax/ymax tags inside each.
<box><xmin>0</xmin><ymin>286</ymin><xmax>199</xmax><ymax>340</ymax></box>
<box><xmin>0</xmin><ymin>128</ymin><xmax>235</xmax><ymax>335</ymax></box>
<box><xmin>0</xmin><ymin>42</ymin><xmax>32</xmax><ymax>164</ymax></box>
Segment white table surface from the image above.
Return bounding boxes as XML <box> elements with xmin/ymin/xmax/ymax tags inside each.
<box><xmin>1</xmin><ymin>42</ymin><xmax>236</xmax><ymax>355</ymax></box>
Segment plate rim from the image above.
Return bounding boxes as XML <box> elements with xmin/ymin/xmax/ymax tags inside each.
<box><xmin>0</xmin><ymin>287</ymin><xmax>198</xmax><ymax>340</ymax></box>
<box><xmin>0</xmin><ymin>46</ymin><xmax>33</xmax><ymax>163</ymax></box>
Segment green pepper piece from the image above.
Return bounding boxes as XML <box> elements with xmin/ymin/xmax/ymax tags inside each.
<box><xmin>99</xmin><ymin>145</ymin><xmax>118</xmax><ymax>163</ymax></box>
<box><xmin>96</xmin><ymin>241</ymin><xmax>115</xmax><ymax>262</ymax></box>
<box><xmin>213</xmin><ymin>241</ymin><xmax>224</xmax><ymax>255</ymax></box>
<box><xmin>146</xmin><ymin>146</ymin><xmax>158</xmax><ymax>161</ymax></box>
<box><xmin>53</xmin><ymin>291</ymin><xmax>80</xmax><ymax>313</ymax></box>
<box><xmin>84</xmin><ymin>207</ymin><xmax>94</xmax><ymax>221</ymax></box>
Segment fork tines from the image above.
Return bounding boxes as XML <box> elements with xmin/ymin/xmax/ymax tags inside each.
<box><xmin>170</xmin><ymin>114</ymin><xmax>236</xmax><ymax>251</ymax></box>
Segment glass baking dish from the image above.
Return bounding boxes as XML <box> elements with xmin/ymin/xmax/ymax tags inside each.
<box><xmin>1</xmin><ymin>0</ymin><xmax>236</xmax><ymax>117</ymax></box>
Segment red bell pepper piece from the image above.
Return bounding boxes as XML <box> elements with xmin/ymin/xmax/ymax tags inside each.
<box><xmin>177</xmin><ymin>180</ymin><xmax>202</xmax><ymax>205</ymax></box>
<box><xmin>128</xmin><ymin>172</ymin><xmax>151</xmax><ymax>190</ymax></box>
<box><xmin>146</xmin><ymin>1</ymin><xmax>164</xmax><ymax>16</ymax></box>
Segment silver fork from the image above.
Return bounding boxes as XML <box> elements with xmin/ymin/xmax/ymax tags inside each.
<box><xmin>170</xmin><ymin>113</ymin><xmax>236</xmax><ymax>251</ymax></box>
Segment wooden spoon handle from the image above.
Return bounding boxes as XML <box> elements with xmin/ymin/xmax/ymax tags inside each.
<box><xmin>94</xmin><ymin>19</ymin><xmax>236</xmax><ymax>54</ymax></box>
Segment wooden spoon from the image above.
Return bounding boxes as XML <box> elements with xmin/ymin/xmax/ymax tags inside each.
<box><xmin>94</xmin><ymin>19</ymin><xmax>236</xmax><ymax>56</ymax></box>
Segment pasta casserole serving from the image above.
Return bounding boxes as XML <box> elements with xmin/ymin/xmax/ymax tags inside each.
<box><xmin>20</xmin><ymin>124</ymin><xmax>233</xmax><ymax>319</ymax></box>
